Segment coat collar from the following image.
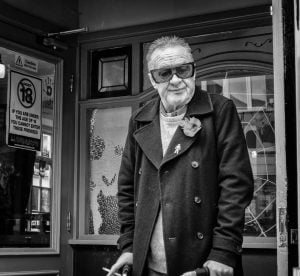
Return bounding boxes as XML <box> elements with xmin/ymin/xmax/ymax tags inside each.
<box><xmin>134</xmin><ymin>87</ymin><xmax>213</xmax><ymax>123</ymax></box>
<box><xmin>133</xmin><ymin>87</ymin><xmax>213</xmax><ymax>170</ymax></box>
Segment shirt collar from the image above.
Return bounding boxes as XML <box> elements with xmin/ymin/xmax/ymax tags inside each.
<box><xmin>160</xmin><ymin>102</ymin><xmax>187</xmax><ymax>117</ymax></box>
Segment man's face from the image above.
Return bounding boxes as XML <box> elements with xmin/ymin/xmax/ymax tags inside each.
<box><xmin>148</xmin><ymin>45</ymin><xmax>195</xmax><ymax>112</ymax></box>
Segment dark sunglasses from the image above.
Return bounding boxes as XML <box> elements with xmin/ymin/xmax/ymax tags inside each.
<box><xmin>150</xmin><ymin>62</ymin><xmax>195</xmax><ymax>84</ymax></box>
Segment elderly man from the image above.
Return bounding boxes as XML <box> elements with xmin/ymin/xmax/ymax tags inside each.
<box><xmin>107</xmin><ymin>36</ymin><xmax>253</xmax><ymax>276</ymax></box>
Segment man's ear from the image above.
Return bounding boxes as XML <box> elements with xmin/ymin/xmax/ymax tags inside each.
<box><xmin>148</xmin><ymin>72</ymin><xmax>158</xmax><ymax>89</ymax></box>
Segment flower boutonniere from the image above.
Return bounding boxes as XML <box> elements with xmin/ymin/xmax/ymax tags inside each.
<box><xmin>179</xmin><ymin>117</ymin><xmax>202</xmax><ymax>137</ymax></box>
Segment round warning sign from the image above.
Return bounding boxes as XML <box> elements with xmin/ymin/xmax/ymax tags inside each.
<box><xmin>17</xmin><ymin>78</ymin><xmax>36</xmax><ymax>108</ymax></box>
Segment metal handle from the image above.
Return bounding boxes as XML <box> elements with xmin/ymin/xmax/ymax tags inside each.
<box><xmin>121</xmin><ymin>264</ymin><xmax>132</xmax><ymax>276</ymax></box>
<box><xmin>121</xmin><ymin>265</ymin><xmax>209</xmax><ymax>276</ymax></box>
<box><xmin>195</xmin><ymin>267</ymin><xmax>210</xmax><ymax>276</ymax></box>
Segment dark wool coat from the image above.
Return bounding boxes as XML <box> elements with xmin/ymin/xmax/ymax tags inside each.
<box><xmin>117</xmin><ymin>87</ymin><xmax>254</xmax><ymax>276</ymax></box>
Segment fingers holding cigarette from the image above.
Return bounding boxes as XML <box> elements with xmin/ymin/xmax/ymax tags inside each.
<box><xmin>104</xmin><ymin>252</ymin><xmax>133</xmax><ymax>276</ymax></box>
<box><xmin>102</xmin><ymin>267</ymin><xmax>121</xmax><ymax>276</ymax></box>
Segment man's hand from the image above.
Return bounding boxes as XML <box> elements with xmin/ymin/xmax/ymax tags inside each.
<box><xmin>180</xmin><ymin>260</ymin><xmax>233</xmax><ymax>276</ymax></box>
<box><xmin>181</xmin><ymin>271</ymin><xmax>197</xmax><ymax>276</ymax></box>
<box><xmin>106</xmin><ymin>252</ymin><xmax>133</xmax><ymax>276</ymax></box>
<box><xmin>203</xmin><ymin>260</ymin><xmax>233</xmax><ymax>276</ymax></box>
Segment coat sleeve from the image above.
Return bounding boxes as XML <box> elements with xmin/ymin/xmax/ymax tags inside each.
<box><xmin>207</xmin><ymin>99</ymin><xmax>254</xmax><ymax>268</ymax></box>
<box><xmin>117</xmin><ymin>116</ymin><xmax>136</xmax><ymax>253</ymax></box>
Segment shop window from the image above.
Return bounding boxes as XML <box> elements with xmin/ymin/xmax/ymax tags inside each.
<box><xmin>0</xmin><ymin>45</ymin><xmax>62</xmax><ymax>254</ymax></box>
<box><xmin>77</xmin><ymin>40</ymin><xmax>138</xmax><ymax>243</ymax></box>
<box><xmin>78</xmin><ymin>104</ymin><xmax>132</xmax><ymax>243</ymax></box>
<box><xmin>197</xmin><ymin>67</ymin><xmax>276</xmax><ymax>247</ymax></box>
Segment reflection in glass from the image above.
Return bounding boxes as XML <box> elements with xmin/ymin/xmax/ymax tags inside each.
<box><xmin>200</xmin><ymin>71</ymin><xmax>275</xmax><ymax>237</ymax></box>
<box><xmin>31</xmin><ymin>187</ymin><xmax>40</xmax><ymax>211</ymax></box>
<box><xmin>91</xmin><ymin>46</ymin><xmax>131</xmax><ymax>98</ymax></box>
<box><xmin>41</xmin><ymin>165</ymin><xmax>50</xmax><ymax>188</ymax></box>
<box><xmin>0</xmin><ymin>47</ymin><xmax>54</xmax><ymax>247</ymax></box>
<box><xmin>41</xmin><ymin>177</ymin><xmax>50</xmax><ymax>188</ymax></box>
<box><xmin>42</xmin><ymin>134</ymin><xmax>51</xmax><ymax>158</ymax></box>
<box><xmin>41</xmin><ymin>189</ymin><xmax>50</xmax><ymax>213</ymax></box>
<box><xmin>32</xmin><ymin>174</ymin><xmax>40</xmax><ymax>187</ymax></box>
<box><xmin>228</xmin><ymin>77</ymin><xmax>248</xmax><ymax>109</ymax></box>
<box><xmin>98</xmin><ymin>55</ymin><xmax>128</xmax><ymax>92</ymax></box>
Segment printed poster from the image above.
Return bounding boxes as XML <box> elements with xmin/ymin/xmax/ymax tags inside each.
<box><xmin>7</xmin><ymin>70</ymin><xmax>42</xmax><ymax>151</ymax></box>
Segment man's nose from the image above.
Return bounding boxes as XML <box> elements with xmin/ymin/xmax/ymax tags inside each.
<box><xmin>169</xmin><ymin>73</ymin><xmax>182</xmax><ymax>84</ymax></box>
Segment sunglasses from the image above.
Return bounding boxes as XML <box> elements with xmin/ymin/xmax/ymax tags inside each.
<box><xmin>150</xmin><ymin>62</ymin><xmax>195</xmax><ymax>84</ymax></box>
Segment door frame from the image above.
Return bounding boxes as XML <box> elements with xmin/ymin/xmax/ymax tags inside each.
<box><xmin>273</xmin><ymin>0</ymin><xmax>298</xmax><ymax>275</ymax></box>
<box><xmin>294</xmin><ymin>0</ymin><xmax>300</xmax><ymax>271</ymax></box>
<box><xmin>0</xmin><ymin>38</ymin><xmax>63</xmax><ymax>274</ymax></box>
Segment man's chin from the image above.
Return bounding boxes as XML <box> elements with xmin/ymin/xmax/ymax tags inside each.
<box><xmin>167</xmin><ymin>97</ymin><xmax>189</xmax><ymax>108</ymax></box>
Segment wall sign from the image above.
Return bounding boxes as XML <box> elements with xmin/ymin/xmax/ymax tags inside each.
<box><xmin>7</xmin><ymin>70</ymin><xmax>42</xmax><ymax>151</ymax></box>
<box><xmin>15</xmin><ymin>54</ymin><xmax>38</xmax><ymax>73</ymax></box>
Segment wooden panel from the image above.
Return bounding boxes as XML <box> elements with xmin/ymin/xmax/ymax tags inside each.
<box><xmin>73</xmin><ymin>245</ymin><xmax>119</xmax><ymax>276</ymax></box>
<box><xmin>0</xmin><ymin>271</ymin><xmax>59</xmax><ymax>276</ymax></box>
<box><xmin>0</xmin><ymin>0</ymin><xmax>77</xmax><ymax>30</ymax></box>
<box><xmin>243</xmin><ymin>249</ymin><xmax>276</xmax><ymax>276</ymax></box>
<box><xmin>79</xmin><ymin>0</ymin><xmax>271</xmax><ymax>32</ymax></box>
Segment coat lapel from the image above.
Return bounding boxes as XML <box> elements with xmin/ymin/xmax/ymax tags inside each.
<box><xmin>133</xmin><ymin>98</ymin><xmax>163</xmax><ymax>169</ymax></box>
<box><xmin>134</xmin><ymin>116</ymin><xmax>163</xmax><ymax>170</ymax></box>
<box><xmin>161</xmin><ymin>88</ymin><xmax>213</xmax><ymax>166</ymax></box>
<box><xmin>133</xmin><ymin>88</ymin><xmax>214</xmax><ymax>169</ymax></box>
<box><xmin>161</xmin><ymin>125</ymin><xmax>200</xmax><ymax>165</ymax></box>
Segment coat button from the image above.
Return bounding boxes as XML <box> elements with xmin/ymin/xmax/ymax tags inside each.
<box><xmin>196</xmin><ymin>232</ymin><xmax>204</xmax><ymax>240</ymax></box>
<box><xmin>191</xmin><ymin>161</ymin><xmax>199</xmax><ymax>168</ymax></box>
<box><xmin>165</xmin><ymin>201</ymin><xmax>172</xmax><ymax>208</ymax></box>
<box><xmin>194</xmin><ymin>196</ymin><xmax>202</xmax><ymax>204</ymax></box>
<box><xmin>236</xmin><ymin>245</ymin><xmax>242</xmax><ymax>253</ymax></box>
<box><xmin>135</xmin><ymin>202</ymin><xmax>138</xmax><ymax>207</ymax></box>
<box><xmin>138</xmin><ymin>168</ymin><xmax>142</xmax><ymax>175</ymax></box>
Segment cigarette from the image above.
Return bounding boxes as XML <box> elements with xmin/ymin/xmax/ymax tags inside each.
<box><xmin>102</xmin><ymin>267</ymin><xmax>121</xmax><ymax>276</ymax></box>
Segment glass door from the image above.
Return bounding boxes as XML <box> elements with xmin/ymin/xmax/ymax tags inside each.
<box><xmin>0</xmin><ymin>44</ymin><xmax>62</xmax><ymax>255</ymax></box>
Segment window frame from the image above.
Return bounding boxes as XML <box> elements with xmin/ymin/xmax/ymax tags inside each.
<box><xmin>197</xmin><ymin>62</ymin><xmax>276</xmax><ymax>249</ymax></box>
<box><xmin>0</xmin><ymin>38</ymin><xmax>63</xmax><ymax>255</ymax></box>
<box><xmin>90</xmin><ymin>45</ymin><xmax>132</xmax><ymax>99</ymax></box>
<box><xmin>76</xmin><ymin>97</ymin><xmax>140</xmax><ymax>245</ymax></box>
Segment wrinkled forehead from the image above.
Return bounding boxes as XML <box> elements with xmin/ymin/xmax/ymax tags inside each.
<box><xmin>148</xmin><ymin>45</ymin><xmax>194</xmax><ymax>71</ymax></box>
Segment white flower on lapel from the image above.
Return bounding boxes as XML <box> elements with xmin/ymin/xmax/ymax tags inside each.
<box><xmin>179</xmin><ymin>117</ymin><xmax>202</xmax><ymax>137</ymax></box>
<box><xmin>174</xmin><ymin>144</ymin><xmax>181</xmax><ymax>154</ymax></box>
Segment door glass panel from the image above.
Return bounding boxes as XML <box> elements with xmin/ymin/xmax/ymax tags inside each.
<box><xmin>228</xmin><ymin>77</ymin><xmax>248</xmax><ymax>108</ymax></box>
<box><xmin>198</xmin><ymin>69</ymin><xmax>276</xmax><ymax>238</ymax></box>
<box><xmin>0</xmin><ymin>47</ymin><xmax>56</xmax><ymax>248</ymax></box>
<box><xmin>84</xmin><ymin>106</ymin><xmax>131</xmax><ymax>238</ymax></box>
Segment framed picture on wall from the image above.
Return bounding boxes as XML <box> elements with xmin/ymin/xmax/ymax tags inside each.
<box><xmin>90</xmin><ymin>46</ymin><xmax>132</xmax><ymax>98</ymax></box>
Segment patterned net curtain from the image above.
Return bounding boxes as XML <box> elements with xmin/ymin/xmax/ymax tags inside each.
<box><xmin>87</xmin><ymin>107</ymin><xmax>131</xmax><ymax>235</ymax></box>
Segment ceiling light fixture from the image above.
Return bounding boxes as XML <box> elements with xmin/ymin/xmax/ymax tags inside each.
<box><xmin>0</xmin><ymin>54</ymin><xmax>5</xmax><ymax>78</ymax></box>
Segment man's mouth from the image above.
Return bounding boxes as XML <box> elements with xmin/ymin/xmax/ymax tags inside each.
<box><xmin>169</xmin><ymin>88</ymin><xmax>185</xmax><ymax>92</ymax></box>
